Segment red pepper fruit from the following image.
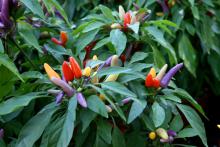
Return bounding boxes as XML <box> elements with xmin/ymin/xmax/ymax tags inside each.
<box><xmin>62</xmin><ymin>61</ymin><xmax>74</xmax><ymax>81</ymax></box>
<box><xmin>69</xmin><ymin>57</ymin><xmax>82</xmax><ymax>79</ymax></box>
<box><xmin>120</xmin><ymin>54</ymin><xmax>126</xmax><ymax>64</ymax></box>
<box><xmin>123</xmin><ymin>12</ymin><xmax>131</xmax><ymax>28</ymax></box>
<box><xmin>51</xmin><ymin>37</ymin><xmax>62</xmax><ymax>46</ymax></box>
<box><xmin>153</xmin><ymin>78</ymin><xmax>160</xmax><ymax>88</ymax></box>
<box><xmin>145</xmin><ymin>74</ymin><xmax>154</xmax><ymax>87</ymax></box>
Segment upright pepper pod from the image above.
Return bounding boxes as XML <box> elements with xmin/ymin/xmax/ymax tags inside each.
<box><xmin>156</xmin><ymin>64</ymin><xmax>168</xmax><ymax>80</ymax></box>
<box><xmin>60</xmin><ymin>31</ymin><xmax>68</xmax><ymax>45</ymax></box>
<box><xmin>119</xmin><ymin>5</ymin><xmax>125</xmax><ymax>20</ymax></box>
<box><xmin>111</xmin><ymin>23</ymin><xmax>122</xmax><ymax>29</ymax></box>
<box><xmin>149</xmin><ymin>131</ymin><xmax>156</xmax><ymax>140</ymax></box>
<box><xmin>160</xmin><ymin>63</ymin><xmax>183</xmax><ymax>88</ymax></box>
<box><xmin>83</xmin><ymin>67</ymin><xmax>91</xmax><ymax>77</ymax></box>
<box><xmin>44</xmin><ymin>63</ymin><xmax>61</xmax><ymax>80</ymax></box>
<box><xmin>123</xmin><ymin>12</ymin><xmax>131</xmax><ymax>28</ymax></box>
<box><xmin>105</xmin><ymin>55</ymin><xmax>119</xmax><ymax>82</ymax></box>
<box><xmin>51</xmin><ymin>31</ymin><xmax>68</xmax><ymax>47</ymax></box>
<box><xmin>69</xmin><ymin>57</ymin><xmax>82</xmax><ymax>79</ymax></box>
<box><xmin>62</xmin><ymin>61</ymin><xmax>74</xmax><ymax>81</ymax></box>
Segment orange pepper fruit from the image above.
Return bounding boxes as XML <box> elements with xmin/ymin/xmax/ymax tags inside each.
<box><xmin>60</xmin><ymin>31</ymin><xmax>68</xmax><ymax>45</ymax></box>
<box><xmin>44</xmin><ymin>63</ymin><xmax>61</xmax><ymax>80</ymax></box>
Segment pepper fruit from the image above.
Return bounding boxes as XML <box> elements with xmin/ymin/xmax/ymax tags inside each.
<box><xmin>62</xmin><ymin>61</ymin><xmax>74</xmax><ymax>81</ymax></box>
<box><xmin>160</xmin><ymin>63</ymin><xmax>183</xmax><ymax>88</ymax></box>
<box><xmin>51</xmin><ymin>31</ymin><xmax>68</xmax><ymax>47</ymax></box>
<box><xmin>145</xmin><ymin>74</ymin><xmax>154</xmax><ymax>87</ymax></box>
<box><xmin>69</xmin><ymin>57</ymin><xmax>82</xmax><ymax>79</ymax></box>
<box><xmin>111</xmin><ymin>23</ymin><xmax>122</xmax><ymax>29</ymax></box>
<box><xmin>44</xmin><ymin>63</ymin><xmax>61</xmax><ymax>80</ymax></box>
<box><xmin>149</xmin><ymin>131</ymin><xmax>156</xmax><ymax>140</ymax></box>
<box><xmin>60</xmin><ymin>31</ymin><xmax>68</xmax><ymax>45</ymax></box>
<box><xmin>123</xmin><ymin>12</ymin><xmax>131</xmax><ymax>28</ymax></box>
<box><xmin>105</xmin><ymin>55</ymin><xmax>119</xmax><ymax>82</ymax></box>
<box><xmin>156</xmin><ymin>64</ymin><xmax>168</xmax><ymax>80</ymax></box>
<box><xmin>119</xmin><ymin>5</ymin><xmax>125</xmax><ymax>20</ymax></box>
<box><xmin>83</xmin><ymin>67</ymin><xmax>91</xmax><ymax>77</ymax></box>
<box><xmin>76</xmin><ymin>92</ymin><xmax>87</xmax><ymax>108</ymax></box>
<box><xmin>156</xmin><ymin>128</ymin><xmax>169</xmax><ymax>140</ymax></box>
<box><xmin>50</xmin><ymin>77</ymin><xmax>75</xmax><ymax>97</ymax></box>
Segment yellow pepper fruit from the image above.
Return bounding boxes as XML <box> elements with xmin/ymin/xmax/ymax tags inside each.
<box><xmin>149</xmin><ymin>131</ymin><xmax>156</xmax><ymax>140</ymax></box>
<box><xmin>83</xmin><ymin>67</ymin><xmax>91</xmax><ymax>77</ymax></box>
<box><xmin>93</xmin><ymin>55</ymin><xmax>98</xmax><ymax>60</ymax></box>
<box><xmin>99</xmin><ymin>94</ymin><xmax>105</xmax><ymax>101</ymax></box>
<box><xmin>149</xmin><ymin>68</ymin><xmax>156</xmax><ymax>78</ymax></box>
<box><xmin>44</xmin><ymin>63</ymin><xmax>61</xmax><ymax>79</ymax></box>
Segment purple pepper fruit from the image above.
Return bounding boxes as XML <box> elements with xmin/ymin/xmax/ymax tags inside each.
<box><xmin>76</xmin><ymin>93</ymin><xmax>87</xmax><ymax>108</ymax></box>
<box><xmin>55</xmin><ymin>92</ymin><xmax>64</xmax><ymax>104</ymax></box>
<box><xmin>160</xmin><ymin>63</ymin><xmax>184</xmax><ymax>88</ymax></box>
<box><xmin>156</xmin><ymin>0</ymin><xmax>169</xmax><ymax>14</ymax></box>
<box><xmin>51</xmin><ymin>77</ymin><xmax>75</xmax><ymax>97</ymax></box>
<box><xmin>98</xmin><ymin>56</ymin><xmax>112</xmax><ymax>71</ymax></box>
<box><xmin>167</xmin><ymin>130</ymin><xmax>177</xmax><ymax>137</ymax></box>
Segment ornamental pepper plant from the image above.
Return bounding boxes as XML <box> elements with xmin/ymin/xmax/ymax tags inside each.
<box><xmin>0</xmin><ymin>0</ymin><xmax>218</xmax><ymax>147</ymax></box>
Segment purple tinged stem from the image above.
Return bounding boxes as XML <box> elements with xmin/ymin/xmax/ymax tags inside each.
<box><xmin>132</xmin><ymin>3</ymin><xmax>140</xmax><ymax>10</ymax></box>
<box><xmin>76</xmin><ymin>93</ymin><xmax>87</xmax><ymax>108</ymax></box>
<box><xmin>1</xmin><ymin>0</ymin><xmax>12</xmax><ymax>27</ymax></box>
<box><xmin>55</xmin><ymin>92</ymin><xmax>64</xmax><ymax>104</ymax></box>
<box><xmin>0</xmin><ymin>128</ymin><xmax>4</xmax><ymax>139</ymax></box>
<box><xmin>160</xmin><ymin>63</ymin><xmax>184</xmax><ymax>88</ymax></box>
<box><xmin>50</xmin><ymin>77</ymin><xmax>75</xmax><ymax>97</ymax></box>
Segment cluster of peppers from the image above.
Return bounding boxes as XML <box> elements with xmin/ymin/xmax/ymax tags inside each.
<box><xmin>110</xmin><ymin>5</ymin><xmax>150</xmax><ymax>30</ymax></box>
<box><xmin>145</xmin><ymin>63</ymin><xmax>183</xmax><ymax>89</ymax></box>
<box><xmin>45</xmin><ymin>35</ymin><xmax>132</xmax><ymax>111</ymax></box>
<box><xmin>149</xmin><ymin>128</ymin><xmax>177</xmax><ymax>143</ymax></box>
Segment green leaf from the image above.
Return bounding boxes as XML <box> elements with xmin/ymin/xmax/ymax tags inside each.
<box><xmin>16</xmin><ymin>103</ymin><xmax>58</xmax><ymax>147</ymax></box>
<box><xmin>101</xmin><ymin>81</ymin><xmax>136</xmax><ymax>98</ymax></box>
<box><xmin>87</xmin><ymin>95</ymin><xmax>108</xmax><ymax>118</ymax></box>
<box><xmin>128</xmin><ymin>22</ymin><xmax>140</xmax><ymax>34</ymax></box>
<box><xmin>86</xmin><ymin>60</ymin><xmax>104</xmax><ymax>68</ymax></box>
<box><xmin>207</xmin><ymin>50</ymin><xmax>220</xmax><ymax>80</ymax></box>
<box><xmin>151</xmin><ymin>46</ymin><xmax>165</xmax><ymax>68</ymax></box>
<box><xmin>112</xmin><ymin>127</ymin><xmax>126</xmax><ymax>147</ymax></box>
<box><xmin>0</xmin><ymin>92</ymin><xmax>45</xmax><ymax>115</ymax></box>
<box><xmin>56</xmin><ymin>96</ymin><xmax>77</xmax><ymax>147</ymax></box>
<box><xmin>127</xmin><ymin>100</ymin><xmax>147</xmax><ymax>124</ymax></box>
<box><xmin>97</xmin><ymin>120</ymin><xmax>112</xmax><ymax>144</ymax></box>
<box><xmin>99</xmin><ymin>5</ymin><xmax>115</xmax><ymax>21</ymax></box>
<box><xmin>0</xmin><ymin>53</ymin><xmax>24</xmax><ymax>82</ymax></box>
<box><xmin>97</xmin><ymin>67</ymin><xmax>131</xmax><ymax>77</ymax></box>
<box><xmin>0</xmin><ymin>39</ymin><xmax>4</xmax><ymax>53</ymax></box>
<box><xmin>152</xmin><ymin>102</ymin><xmax>165</xmax><ymax>127</ymax></box>
<box><xmin>176</xmin><ymin>104</ymin><xmax>207</xmax><ymax>147</ymax></box>
<box><xmin>188</xmin><ymin>0</ymin><xmax>194</xmax><ymax>6</ymax></box>
<box><xmin>159</xmin><ymin>94</ymin><xmax>182</xmax><ymax>103</ymax></box>
<box><xmin>110</xmin><ymin>29</ymin><xmax>127</xmax><ymax>56</ymax></box>
<box><xmin>146</xmin><ymin>26</ymin><xmax>177</xmax><ymax>64</ymax></box>
<box><xmin>177</xmin><ymin>127</ymin><xmax>197</xmax><ymax>138</ymax></box>
<box><xmin>18</xmin><ymin>22</ymin><xmax>42</xmax><ymax>53</ymax></box>
<box><xmin>179</xmin><ymin>34</ymin><xmax>197</xmax><ymax>77</ymax></box>
<box><xmin>80</xmin><ymin>109</ymin><xmax>97</xmax><ymax>132</ymax></box>
<box><xmin>174</xmin><ymin>88</ymin><xmax>206</xmax><ymax>117</ymax></box>
<box><xmin>169</xmin><ymin>115</ymin><xmax>184</xmax><ymax>132</ymax></box>
<box><xmin>20</xmin><ymin>0</ymin><xmax>45</xmax><ymax>18</ymax></box>
<box><xmin>129</xmin><ymin>52</ymin><xmax>149</xmax><ymax>64</ymax></box>
<box><xmin>93</xmin><ymin>37</ymin><xmax>110</xmax><ymax>50</ymax></box>
<box><xmin>83</xmin><ymin>21</ymin><xmax>105</xmax><ymax>33</ymax></box>
<box><xmin>76</xmin><ymin>29</ymin><xmax>99</xmax><ymax>55</ymax></box>
<box><xmin>191</xmin><ymin>6</ymin><xmax>200</xmax><ymax>20</ymax></box>
<box><xmin>45</xmin><ymin>0</ymin><xmax>70</xmax><ymax>25</ymax></box>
